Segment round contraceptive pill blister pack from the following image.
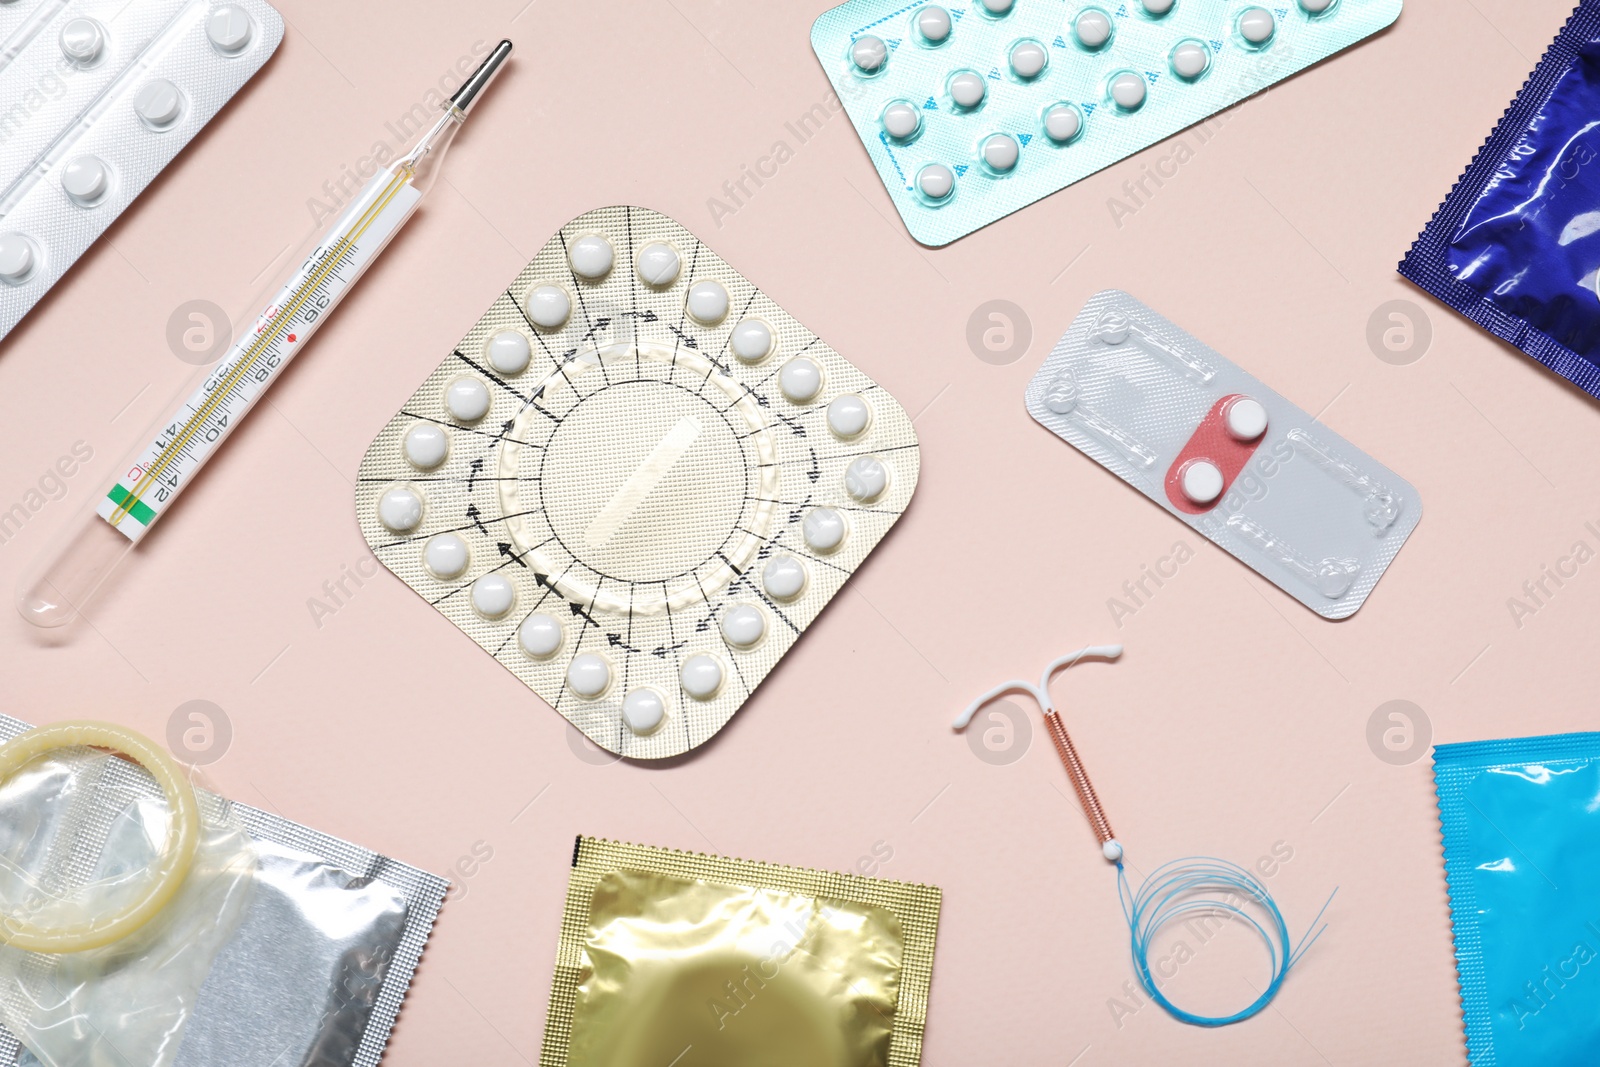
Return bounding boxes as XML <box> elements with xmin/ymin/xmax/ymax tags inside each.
<box><xmin>0</xmin><ymin>0</ymin><xmax>282</xmax><ymax>341</ymax></box>
<box><xmin>1025</xmin><ymin>290</ymin><xmax>1420</xmax><ymax>619</ymax></box>
<box><xmin>811</xmin><ymin>0</ymin><xmax>1402</xmax><ymax>246</ymax></box>
<box><xmin>356</xmin><ymin>207</ymin><xmax>921</xmax><ymax>759</ymax></box>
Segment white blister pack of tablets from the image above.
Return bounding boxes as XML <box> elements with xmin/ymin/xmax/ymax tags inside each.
<box><xmin>811</xmin><ymin>0</ymin><xmax>1402</xmax><ymax>246</ymax></box>
<box><xmin>1027</xmin><ymin>290</ymin><xmax>1419</xmax><ymax>619</ymax></box>
<box><xmin>0</xmin><ymin>0</ymin><xmax>282</xmax><ymax>340</ymax></box>
<box><xmin>357</xmin><ymin>207</ymin><xmax>921</xmax><ymax>758</ymax></box>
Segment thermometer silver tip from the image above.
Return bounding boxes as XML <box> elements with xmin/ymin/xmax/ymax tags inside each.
<box><xmin>451</xmin><ymin>40</ymin><xmax>513</xmax><ymax>117</ymax></box>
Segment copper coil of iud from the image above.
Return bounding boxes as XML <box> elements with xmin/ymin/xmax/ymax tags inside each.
<box><xmin>1045</xmin><ymin>711</ymin><xmax>1115</xmax><ymax>846</ymax></box>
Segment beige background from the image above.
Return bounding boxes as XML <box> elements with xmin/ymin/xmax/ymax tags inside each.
<box><xmin>0</xmin><ymin>0</ymin><xmax>1585</xmax><ymax>1062</ymax></box>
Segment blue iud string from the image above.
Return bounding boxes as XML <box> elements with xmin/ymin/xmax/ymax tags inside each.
<box><xmin>953</xmin><ymin>645</ymin><xmax>1336</xmax><ymax>1026</ymax></box>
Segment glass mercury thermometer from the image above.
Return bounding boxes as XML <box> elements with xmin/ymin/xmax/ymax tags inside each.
<box><xmin>17</xmin><ymin>40</ymin><xmax>513</xmax><ymax>628</ymax></box>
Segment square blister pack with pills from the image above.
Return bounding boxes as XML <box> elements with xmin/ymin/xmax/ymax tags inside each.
<box><xmin>357</xmin><ymin>207</ymin><xmax>921</xmax><ymax>758</ymax></box>
<box><xmin>811</xmin><ymin>0</ymin><xmax>1402</xmax><ymax>246</ymax></box>
<box><xmin>0</xmin><ymin>0</ymin><xmax>282</xmax><ymax>340</ymax></box>
<box><xmin>1027</xmin><ymin>290</ymin><xmax>1420</xmax><ymax>618</ymax></box>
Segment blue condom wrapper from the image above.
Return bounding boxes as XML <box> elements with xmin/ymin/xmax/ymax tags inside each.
<box><xmin>1399</xmin><ymin>2</ymin><xmax>1600</xmax><ymax>398</ymax></box>
<box><xmin>1433</xmin><ymin>733</ymin><xmax>1600</xmax><ymax>1065</ymax></box>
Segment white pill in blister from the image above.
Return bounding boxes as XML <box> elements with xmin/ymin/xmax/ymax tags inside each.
<box><xmin>1171</xmin><ymin>41</ymin><xmax>1209</xmax><ymax>80</ymax></box>
<box><xmin>949</xmin><ymin>71</ymin><xmax>986</xmax><ymax>109</ymax></box>
<box><xmin>763</xmin><ymin>556</ymin><xmax>807</xmax><ymax>600</ymax></box>
<box><xmin>526</xmin><ymin>285</ymin><xmax>570</xmax><ymax>329</ymax></box>
<box><xmin>1300</xmin><ymin>0</ymin><xmax>1334</xmax><ymax>10</ymax></box>
<box><xmin>636</xmin><ymin>241</ymin><xmax>680</xmax><ymax>287</ymax></box>
<box><xmin>1074</xmin><ymin>9</ymin><xmax>1112</xmax><ymax>49</ymax></box>
<box><xmin>377</xmin><ymin>486</ymin><xmax>423</xmax><ymax>532</ymax></box>
<box><xmin>445</xmin><ymin>376</ymin><xmax>490</xmax><ymax>421</ymax></box>
<box><xmin>471</xmin><ymin>573</ymin><xmax>515</xmax><ymax>618</ymax></box>
<box><xmin>1181</xmin><ymin>460</ymin><xmax>1224</xmax><ymax>505</ymax></box>
<box><xmin>779</xmin><ymin>357</ymin><xmax>823</xmax><ymax>403</ymax></box>
<box><xmin>518</xmin><ymin>612</ymin><xmax>563</xmax><ymax>658</ymax></box>
<box><xmin>403</xmin><ymin>423</ymin><xmax>449</xmax><ymax>469</ymax></box>
<box><xmin>687</xmin><ymin>280</ymin><xmax>729</xmax><ymax>324</ymax></box>
<box><xmin>1111</xmin><ymin>72</ymin><xmax>1147</xmax><ymax>110</ymax></box>
<box><xmin>846</xmin><ymin>456</ymin><xmax>889</xmax><ymax>502</ymax></box>
<box><xmin>1143</xmin><ymin>0</ymin><xmax>1175</xmax><ymax>12</ymax></box>
<box><xmin>568</xmin><ymin>234</ymin><xmax>614</xmax><ymax>279</ymax></box>
<box><xmin>882</xmin><ymin>101</ymin><xmax>921</xmax><ymax>139</ymax></box>
<box><xmin>1045</xmin><ymin>104</ymin><xmax>1082</xmax><ymax>143</ymax></box>
<box><xmin>0</xmin><ymin>234</ymin><xmax>34</xmax><ymax>282</ymax></box>
<box><xmin>134</xmin><ymin>79</ymin><xmax>183</xmax><ymax>128</ymax></box>
<box><xmin>681</xmin><ymin>654</ymin><xmax>723</xmax><ymax>700</ymax></box>
<box><xmin>721</xmin><ymin>604</ymin><xmax>766</xmax><ymax>647</ymax></box>
<box><xmin>731</xmin><ymin>318</ymin><xmax>774</xmax><ymax>362</ymax></box>
<box><xmin>803</xmin><ymin>508</ymin><xmax>847</xmax><ymax>552</ymax></box>
<box><xmin>982</xmin><ymin>0</ymin><xmax>1013</xmax><ymax>13</ymax></box>
<box><xmin>851</xmin><ymin>35</ymin><xmax>887</xmax><ymax>72</ymax></box>
<box><xmin>1010</xmin><ymin>40</ymin><xmax>1047</xmax><ymax>78</ymax></box>
<box><xmin>918</xmin><ymin>163</ymin><xmax>955</xmax><ymax>200</ymax></box>
<box><xmin>486</xmin><ymin>330</ymin><xmax>531</xmax><ymax>375</ymax></box>
<box><xmin>206</xmin><ymin>5</ymin><xmax>253</xmax><ymax>54</ymax></box>
<box><xmin>983</xmin><ymin>133</ymin><xmax>1020</xmax><ymax>172</ymax></box>
<box><xmin>423</xmin><ymin>532</ymin><xmax>469</xmax><ymax>579</ymax></box>
<box><xmin>827</xmin><ymin>394</ymin><xmax>870</xmax><ymax>437</ymax></box>
<box><xmin>622</xmin><ymin>688</ymin><xmax>666</xmax><ymax>733</ymax></box>
<box><xmin>61</xmin><ymin>155</ymin><xmax>108</xmax><ymax>205</ymax></box>
<box><xmin>917</xmin><ymin>6</ymin><xmax>952</xmax><ymax>42</ymax></box>
<box><xmin>60</xmin><ymin>18</ymin><xmax>104</xmax><ymax>65</ymax></box>
<box><xmin>1226</xmin><ymin>397</ymin><xmax>1268</xmax><ymax>441</ymax></box>
<box><xmin>566</xmin><ymin>653</ymin><xmax>610</xmax><ymax>698</ymax></box>
<box><xmin>1239</xmin><ymin>7</ymin><xmax>1275</xmax><ymax>43</ymax></box>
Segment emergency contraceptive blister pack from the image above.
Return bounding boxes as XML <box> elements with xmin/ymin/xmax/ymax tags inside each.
<box><xmin>0</xmin><ymin>0</ymin><xmax>281</xmax><ymax>340</ymax></box>
<box><xmin>357</xmin><ymin>207</ymin><xmax>921</xmax><ymax>759</ymax></box>
<box><xmin>1026</xmin><ymin>290</ymin><xmax>1420</xmax><ymax>618</ymax></box>
<box><xmin>811</xmin><ymin>0</ymin><xmax>1402</xmax><ymax>246</ymax></box>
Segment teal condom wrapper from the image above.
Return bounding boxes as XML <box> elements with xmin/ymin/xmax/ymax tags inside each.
<box><xmin>1433</xmin><ymin>733</ymin><xmax>1600</xmax><ymax>1065</ymax></box>
<box><xmin>811</xmin><ymin>0</ymin><xmax>1403</xmax><ymax>246</ymax></box>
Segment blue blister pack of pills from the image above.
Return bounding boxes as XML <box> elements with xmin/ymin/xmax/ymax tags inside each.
<box><xmin>811</xmin><ymin>0</ymin><xmax>1403</xmax><ymax>246</ymax></box>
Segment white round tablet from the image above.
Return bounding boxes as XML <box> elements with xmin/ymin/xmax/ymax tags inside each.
<box><xmin>61</xmin><ymin>155</ymin><xmax>108</xmax><ymax>205</ymax></box>
<box><xmin>918</xmin><ymin>163</ymin><xmax>955</xmax><ymax>200</ymax></box>
<box><xmin>566</xmin><ymin>653</ymin><xmax>611</xmax><ymax>698</ymax></box>
<box><xmin>721</xmin><ymin>604</ymin><xmax>766</xmax><ymax>647</ymax></box>
<box><xmin>680</xmin><ymin>654</ymin><xmax>723</xmax><ymax>700</ymax></box>
<box><xmin>1010</xmin><ymin>39</ymin><xmax>1047</xmax><ymax>78</ymax></box>
<box><xmin>803</xmin><ymin>508</ymin><xmax>847</xmax><ymax>552</ymax></box>
<box><xmin>949</xmin><ymin>71</ymin><xmax>986</xmax><ymax>109</ymax></box>
<box><xmin>486</xmin><ymin>330</ymin><xmax>531</xmax><ymax>375</ymax></box>
<box><xmin>377</xmin><ymin>486</ymin><xmax>424</xmax><ymax>532</ymax></box>
<box><xmin>0</xmin><ymin>233</ymin><xmax>35</xmax><ymax>282</ymax></box>
<box><xmin>882</xmin><ymin>101</ymin><xmax>921</xmax><ymax>140</ymax></box>
<box><xmin>568</xmin><ymin>234</ymin><xmax>614</xmax><ymax>279</ymax></box>
<box><xmin>444</xmin><ymin>376</ymin><xmax>491</xmax><ymax>421</ymax></box>
<box><xmin>982</xmin><ymin>0</ymin><xmax>1013</xmax><ymax>13</ymax></box>
<box><xmin>1171</xmin><ymin>40</ymin><xmax>1209</xmax><ymax>79</ymax></box>
<box><xmin>1111</xmin><ymin>72</ymin><xmax>1147</xmax><ymax>110</ymax></box>
<box><xmin>1225</xmin><ymin>396</ymin><xmax>1268</xmax><ymax>441</ymax></box>
<box><xmin>423</xmin><ymin>532</ymin><xmax>469</xmax><ymax>579</ymax></box>
<box><xmin>636</xmin><ymin>241</ymin><xmax>681</xmax><ymax>287</ymax></box>
<box><xmin>1300</xmin><ymin>0</ymin><xmax>1334</xmax><ymax>11</ymax></box>
<box><xmin>762</xmin><ymin>556</ymin><xmax>807</xmax><ymax>600</ymax></box>
<box><xmin>846</xmin><ymin>456</ymin><xmax>890</xmax><ymax>502</ymax></box>
<box><xmin>1142</xmin><ymin>0</ymin><xmax>1175</xmax><ymax>12</ymax></box>
<box><xmin>1181</xmin><ymin>460</ymin><xmax>1224</xmax><ymax>505</ymax></box>
<box><xmin>1074</xmin><ymin>9</ymin><xmax>1112</xmax><ymax>48</ymax></box>
<box><xmin>518</xmin><ymin>612</ymin><xmax>564</xmax><ymax>658</ymax></box>
<box><xmin>827</xmin><ymin>394</ymin><xmax>871</xmax><ymax>437</ymax></box>
<box><xmin>779</xmin><ymin>357</ymin><xmax>823</xmax><ymax>403</ymax></box>
<box><xmin>622</xmin><ymin>688</ymin><xmax>666</xmax><ymax>733</ymax></box>
<box><xmin>1045</xmin><ymin>103</ymin><xmax>1082</xmax><ymax>143</ymax></box>
<box><xmin>851</xmin><ymin>35</ymin><xmax>887</xmax><ymax>72</ymax></box>
<box><xmin>917</xmin><ymin>5</ymin><xmax>951</xmax><ymax>42</ymax></box>
<box><xmin>403</xmin><ymin>422</ymin><xmax>449</xmax><ymax>469</ymax></box>
<box><xmin>686</xmin><ymin>280</ymin><xmax>729</xmax><ymax>325</ymax></box>
<box><xmin>526</xmin><ymin>285</ymin><xmax>570</xmax><ymax>329</ymax></box>
<box><xmin>982</xmin><ymin>133</ymin><xmax>1020</xmax><ymax>172</ymax></box>
<box><xmin>59</xmin><ymin>18</ymin><xmax>104</xmax><ymax>65</ymax></box>
<box><xmin>471</xmin><ymin>573</ymin><xmax>515</xmax><ymax>618</ymax></box>
<box><xmin>206</xmin><ymin>5</ymin><xmax>252</xmax><ymax>54</ymax></box>
<box><xmin>731</xmin><ymin>318</ymin><xmax>774</xmax><ymax>362</ymax></box>
<box><xmin>1239</xmin><ymin>7</ymin><xmax>1275</xmax><ymax>44</ymax></box>
<box><xmin>133</xmin><ymin>79</ymin><xmax>183</xmax><ymax>128</ymax></box>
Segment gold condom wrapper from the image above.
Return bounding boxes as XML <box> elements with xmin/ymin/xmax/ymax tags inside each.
<box><xmin>540</xmin><ymin>837</ymin><xmax>941</xmax><ymax>1067</ymax></box>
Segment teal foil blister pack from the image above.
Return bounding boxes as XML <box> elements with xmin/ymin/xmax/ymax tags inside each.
<box><xmin>1026</xmin><ymin>290</ymin><xmax>1420</xmax><ymax>618</ymax></box>
<box><xmin>811</xmin><ymin>0</ymin><xmax>1402</xmax><ymax>246</ymax></box>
